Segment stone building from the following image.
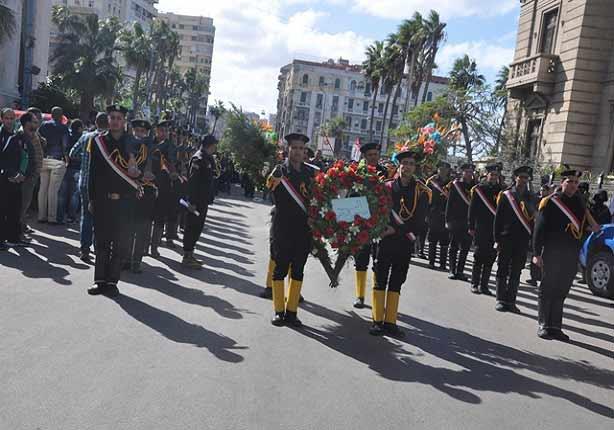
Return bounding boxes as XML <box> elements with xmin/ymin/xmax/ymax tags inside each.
<box><xmin>275</xmin><ymin>58</ymin><xmax>448</xmax><ymax>158</ymax></box>
<box><xmin>506</xmin><ymin>0</ymin><xmax>614</xmax><ymax>172</ymax></box>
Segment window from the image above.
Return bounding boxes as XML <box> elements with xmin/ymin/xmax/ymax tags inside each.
<box><xmin>319</xmin><ymin>76</ymin><xmax>325</xmax><ymax>86</ymax></box>
<box><xmin>426</xmin><ymin>92</ymin><xmax>433</xmax><ymax>102</ymax></box>
<box><xmin>314</xmin><ymin>112</ymin><xmax>321</xmax><ymax>125</ymax></box>
<box><xmin>363</xmin><ymin>101</ymin><xmax>369</xmax><ymax>113</ymax></box>
<box><xmin>378</xmin><ymin>103</ymin><xmax>384</xmax><ymax>114</ymax></box>
<box><xmin>365</xmin><ymin>83</ymin><xmax>371</xmax><ymax>95</ymax></box>
<box><xmin>332</xmin><ymin>95</ymin><xmax>339</xmax><ymax>111</ymax></box>
<box><xmin>344</xmin><ymin>115</ymin><xmax>352</xmax><ymax>127</ymax></box>
<box><xmin>300</xmin><ymin>91</ymin><xmax>307</xmax><ymax>103</ymax></box>
<box><xmin>524</xmin><ymin>119</ymin><xmax>542</xmax><ymax>158</ymax></box>
<box><xmin>376</xmin><ymin>120</ymin><xmax>382</xmax><ymax>132</ymax></box>
<box><xmin>360</xmin><ymin>119</ymin><xmax>367</xmax><ymax>130</ymax></box>
<box><xmin>302</xmin><ymin>74</ymin><xmax>309</xmax><ymax>86</ymax></box>
<box><xmin>540</xmin><ymin>9</ymin><xmax>558</xmax><ymax>54</ymax></box>
<box><xmin>390</xmin><ymin>122</ymin><xmax>398</xmax><ymax>130</ymax></box>
<box><xmin>179</xmin><ymin>24</ymin><xmax>185</xmax><ymax>29</ymax></box>
<box><xmin>316</xmin><ymin>94</ymin><xmax>323</xmax><ymax>109</ymax></box>
<box><xmin>350</xmin><ymin>80</ymin><xmax>357</xmax><ymax>91</ymax></box>
<box><xmin>392</xmin><ymin>104</ymin><xmax>398</xmax><ymax>115</ymax></box>
<box><xmin>334</xmin><ymin>78</ymin><xmax>340</xmax><ymax>89</ymax></box>
<box><xmin>348</xmin><ymin>98</ymin><xmax>354</xmax><ymax>110</ymax></box>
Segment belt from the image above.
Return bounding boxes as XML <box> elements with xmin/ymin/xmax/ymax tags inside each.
<box><xmin>46</xmin><ymin>155</ymin><xmax>65</xmax><ymax>161</ymax></box>
<box><xmin>107</xmin><ymin>193</ymin><xmax>122</xmax><ymax>200</ymax></box>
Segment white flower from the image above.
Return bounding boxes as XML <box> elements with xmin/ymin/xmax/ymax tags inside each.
<box><xmin>349</xmin><ymin>225</ymin><xmax>360</xmax><ymax>235</ymax></box>
<box><xmin>311</xmin><ymin>198</ymin><xmax>318</xmax><ymax>206</ymax></box>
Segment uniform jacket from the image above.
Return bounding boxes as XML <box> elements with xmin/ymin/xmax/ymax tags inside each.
<box><xmin>426</xmin><ymin>174</ymin><xmax>451</xmax><ymax>232</ymax></box>
<box><xmin>386</xmin><ymin>177</ymin><xmax>430</xmax><ymax>241</ymax></box>
<box><xmin>494</xmin><ymin>185</ymin><xmax>537</xmax><ymax>243</ymax></box>
<box><xmin>186</xmin><ymin>149</ymin><xmax>215</xmax><ymax>210</ymax></box>
<box><xmin>533</xmin><ymin>191</ymin><xmax>587</xmax><ymax>255</ymax></box>
<box><xmin>445</xmin><ymin>179</ymin><xmax>474</xmax><ymax>231</ymax></box>
<box><xmin>469</xmin><ymin>182</ymin><xmax>501</xmax><ymax>233</ymax></box>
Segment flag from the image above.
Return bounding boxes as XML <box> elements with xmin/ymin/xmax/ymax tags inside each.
<box><xmin>351</xmin><ymin>137</ymin><xmax>361</xmax><ymax>161</ymax></box>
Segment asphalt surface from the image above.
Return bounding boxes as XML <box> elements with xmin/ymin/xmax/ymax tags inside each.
<box><xmin>1</xmin><ymin>193</ymin><xmax>613</xmax><ymax>430</ymax></box>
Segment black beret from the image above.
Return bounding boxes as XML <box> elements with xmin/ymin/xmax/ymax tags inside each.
<box><xmin>396</xmin><ymin>148</ymin><xmax>422</xmax><ymax>162</ymax></box>
<box><xmin>460</xmin><ymin>163</ymin><xmax>475</xmax><ymax>171</ymax></box>
<box><xmin>201</xmin><ymin>134</ymin><xmax>218</xmax><ymax>147</ymax></box>
<box><xmin>485</xmin><ymin>164</ymin><xmax>500</xmax><ymax>173</ymax></box>
<box><xmin>105</xmin><ymin>104</ymin><xmax>128</xmax><ymax>115</ymax></box>
<box><xmin>360</xmin><ymin>142</ymin><xmax>380</xmax><ymax>154</ymax></box>
<box><xmin>561</xmin><ymin>169</ymin><xmax>582</xmax><ymax>179</ymax></box>
<box><xmin>513</xmin><ymin>166</ymin><xmax>532</xmax><ymax>176</ymax></box>
<box><xmin>131</xmin><ymin>119</ymin><xmax>151</xmax><ymax>130</ymax></box>
<box><xmin>284</xmin><ymin>133</ymin><xmax>309</xmax><ymax>144</ymax></box>
<box><xmin>156</xmin><ymin>120</ymin><xmax>172</xmax><ymax>128</ymax></box>
<box><xmin>437</xmin><ymin>160</ymin><xmax>451</xmax><ymax>169</ymax></box>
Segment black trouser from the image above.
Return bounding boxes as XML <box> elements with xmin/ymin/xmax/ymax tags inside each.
<box><xmin>93</xmin><ymin>197</ymin><xmax>132</xmax><ymax>285</ymax></box>
<box><xmin>375</xmin><ymin>236</ymin><xmax>412</xmax><ymax>293</ymax></box>
<box><xmin>272</xmin><ymin>228</ymin><xmax>311</xmax><ymax>282</ymax></box>
<box><xmin>449</xmin><ymin>226</ymin><xmax>471</xmax><ymax>275</ymax></box>
<box><xmin>354</xmin><ymin>242</ymin><xmax>377</xmax><ymax>272</ymax></box>
<box><xmin>472</xmin><ymin>227</ymin><xmax>496</xmax><ymax>289</ymax></box>
<box><xmin>0</xmin><ymin>178</ymin><xmax>22</xmax><ymax>243</ymax></box>
<box><xmin>427</xmin><ymin>228</ymin><xmax>449</xmax><ymax>267</ymax></box>
<box><xmin>538</xmin><ymin>238</ymin><xmax>580</xmax><ymax>331</ymax></box>
<box><xmin>183</xmin><ymin>205</ymin><xmax>209</xmax><ymax>253</ymax></box>
<box><xmin>132</xmin><ymin>188</ymin><xmax>156</xmax><ymax>264</ymax></box>
<box><xmin>496</xmin><ymin>237</ymin><xmax>529</xmax><ymax>305</ymax></box>
<box><xmin>153</xmin><ymin>173</ymin><xmax>179</xmax><ymax>239</ymax></box>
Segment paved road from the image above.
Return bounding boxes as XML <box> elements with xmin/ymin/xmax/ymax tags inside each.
<box><xmin>1</xmin><ymin>194</ymin><xmax>613</xmax><ymax>430</ymax></box>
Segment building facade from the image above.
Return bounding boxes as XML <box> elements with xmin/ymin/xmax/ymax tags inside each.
<box><xmin>275</xmin><ymin>58</ymin><xmax>448</xmax><ymax>158</ymax></box>
<box><xmin>506</xmin><ymin>0</ymin><xmax>614</xmax><ymax>172</ymax></box>
<box><xmin>0</xmin><ymin>0</ymin><xmax>52</xmax><ymax>107</ymax></box>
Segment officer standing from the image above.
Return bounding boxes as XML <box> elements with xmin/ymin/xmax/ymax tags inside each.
<box><xmin>446</xmin><ymin>163</ymin><xmax>475</xmax><ymax>280</ymax></box>
<box><xmin>426</xmin><ymin>161</ymin><xmax>452</xmax><ymax>270</ymax></box>
<box><xmin>468</xmin><ymin>164</ymin><xmax>501</xmax><ymax>295</ymax></box>
<box><xmin>353</xmin><ymin>141</ymin><xmax>387</xmax><ymax>309</ymax></box>
<box><xmin>182</xmin><ymin>135</ymin><xmax>217</xmax><ymax>269</ymax></box>
<box><xmin>494</xmin><ymin>166</ymin><xmax>537</xmax><ymax>313</ymax></box>
<box><xmin>87</xmin><ymin>104</ymin><xmax>141</xmax><ymax>297</ymax></box>
<box><xmin>266</xmin><ymin>133</ymin><xmax>316</xmax><ymax>327</ymax></box>
<box><xmin>371</xmin><ymin>146</ymin><xmax>429</xmax><ymax>337</ymax></box>
<box><xmin>533</xmin><ymin>168</ymin><xmax>598</xmax><ymax>341</ymax></box>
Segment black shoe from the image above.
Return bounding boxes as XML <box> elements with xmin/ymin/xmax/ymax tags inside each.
<box><xmin>131</xmin><ymin>263</ymin><xmax>143</xmax><ymax>274</ymax></box>
<box><xmin>121</xmin><ymin>262</ymin><xmax>131</xmax><ymax>271</ymax></box>
<box><xmin>259</xmin><ymin>288</ymin><xmax>273</xmax><ymax>299</ymax></box>
<box><xmin>509</xmin><ymin>304</ymin><xmax>521</xmax><ymax>314</ymax></box>
<box><xmin>448</xmin><ymin>273</ymin><xmax>459</xmax><ymax>280</ymax></box>
<box><xmin>525</xmin><ymin>279</ymin><xmax>538</xmax><ymax>286</ymax></box>
<box><xmin>480</xmin><ymin>288</ymin><xmax>493</xmax><ymax>296</ymax></box>
<box><xmin>24</xmin><ymin>225</ymin><xmax>34</xmax><ymax>234</ymax></box>
<box><xmin>299</xmin><ymin>294</ymin><xmax>305</xmax><ymax>303</ymax></box>
<box><xmin>470</xmin><ymin>285</ymin><xmax>481</xmax><ymax>294</ymax></box>
<box><xmin>369</xmin><ymin>322</ymin><xmax>385</xmax><ymax>336</ymax></box>
<box><xmin>6</xmin><ymin>240</ymin><xmax>28</xmax><ymax>248</ymax></box>
<box><xmin>428</xmin><ymin>262</ymin><xmax>436</xmax><ymax>270</ymax></box>
<box><xmin>271</xmin><ymin>312</ymin><xmax>285</xmax><ymax>326</ymax></box>
<box><xmin>550</xmin><ymin>329</ymin><xmax>570</xmax><ymax>342</ymax></box>
<box><xmin>439</xmin><ymin>264</ymin><xmax>447</xmax><ymax>272</ymax></box>
<box><xmin>88</xmin><ymin>283</ymin><xmax>107</xmax><ymax>296</ymax></box>
<box><xmin>456</xmin><ymin>273</ymin><xmax>468</xmax><ymax>282</ymax></box>
<box><xmin>0</xmin><ymin>242</ymin><xmax>8</xmax><ymax>251</ymax></box>
<box><xmin>80</xmin><ymin>251</ymin><xmax>92</xmax><ymax>264</ymax></box>
<box><xmin>353</xmin><ymin>297</ymin><xmax>365</xmax><ymax>309</ymax></box>
<box><xmin>284</xmin><ymin>311</ymin><xmax>302</xmax><ymax>327</ymax></box>
<box><xmin>150</xmin><ymin>248</ymin><xmax>160</xmax><ymax>258</ymax></box>
<box><xmin>383</xmin><ymin>322</ymin><xmax>405</xmax><ymax>338</ymax></box>
<box><xmin>537</xmin><ymin>328</ymin><xmax>553</xmax><ymax>340</ymax></box>
<box><xmin>495</xmin><ymin>302</ymin><xmax>508</xmax><ymax>312</ymax></box>
<box><xmin>104</xmin><ymin>284</ymin><xmax>120</xmax><ymax>298</ymax></box>
<box><xmin>418</xmin><ymin>253</ymin><xmax>427</xmax><ymax>260</ymax></box>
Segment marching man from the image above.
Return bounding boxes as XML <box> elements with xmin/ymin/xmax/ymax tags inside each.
<box><xmin>371</xmin><ymin>146</ymin><xmax>429</xmax><ymax>337</ymax></box>
<box><xmin>426</xmin><ymin>161</ymin><xmax>452</xmax><ymax>271</ymax></box>
<box><xmin>446</xmin><ymin>163</ymin><xmax>475</xmax><ymax>281</ymax></box>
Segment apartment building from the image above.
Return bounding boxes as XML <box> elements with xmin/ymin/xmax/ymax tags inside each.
<box><xmin>506</xmin><ymin>0</ymin><xmax>614</xmax><ymax>172</ymax></box>
<box><xmin>275</xmin><ymin>58</ymin><xmax>448</xmax><ymax>158</ymax></box>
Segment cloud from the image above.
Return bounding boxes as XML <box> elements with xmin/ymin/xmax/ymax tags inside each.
<box><xmin>350</xmin><ymin>0</ymin><xmax>518</xmax><ymax>19</ymax></box>
<box><xmin>438</xmin><ymin>41</ymin><xmax>515</xmax><ymax>75</ymax></box>
<box><xmin>157</xmin><ymin>1</ymin><xmax>371</xmax><ymax>115</ymax></box>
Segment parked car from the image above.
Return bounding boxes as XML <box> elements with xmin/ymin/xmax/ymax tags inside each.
<box><xmin>579</xmin><ymin>224</ymin><xmax>614</xmax><ymax>299</ymax></box>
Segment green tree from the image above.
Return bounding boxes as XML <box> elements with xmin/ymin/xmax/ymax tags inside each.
<box><xmin>118</xmin><ymin>22</ymin><xmax>151</xmax><ymax>113</ymax></box>
<box><xmin>0</xmin><ymin>0</ymin><xmax>16</xmax><ymax>45</ymax></box>
<box><xmin>362</xmin><ymin>40</ymin><xmax>384</xmax><ymax>142</ymax></box>
<box><xmin>494</xmin><ymin>65</ymin><xmax>510</xmax><ymax>154</ymax></box>
<box><xmin>322</xmin><ymin>116</ymin><xmax>347</xmax><ymax>158</ymax></box>
<box><xmin>30</xmin><ymin>78</ymin><xmax>79</xmax><ymax>118</ymax></box>
<box><xmin>397</xmin><ymin>13</ymin><xmax>427</xmax><ymax>112</ymax></box>
<box><xmin>449</xmin><ymin>54</ymin><xmax>485</xmax><ymax>90</ymax></box>
<box><xmin>209</xmin><ymin>100</ymin><xmax>226</xmax><ymax>134</ymax></box>
<box><xmin>51</xmin><ymin>6</ymin><xmax>122</xmax><ymax>119</ymax></box>
<box><xmin>420</xmin><ymin>11</ymin><xmax>446</xmax><ymax>104</ymax></box>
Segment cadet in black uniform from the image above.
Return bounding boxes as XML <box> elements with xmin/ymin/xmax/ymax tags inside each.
<box><xmin>446</xmin><ymin>163</ymin><xmax>475</xmax><ymax>280</ymax></box>
<box><xmin>494</xmin><ymin>166</ymin><xmax>537</xmax><ymax>313</ymax></box>
<box><xmin>370</xmin><ymin>147</ymin><xmax>430</xmax><ymax>337</ymax></box>
<box><xmin>182</xmin><ymin>135</ymin><xmax>217</xmax><ymax>269</ymax></box>
<box><xmin>87</xmin><ymin>104</ymin><xmax>141</xmax><ymax>297</ymax></box>
<box><xmin>533</xmin><ymin>169</ymin><xmax>598</xmax><ymax>341</ymax></box>
<box><xmin>353</xmin><ymin>141</ymin><xmax>388</xmax><ymax>309</ymax></box>
<box><xmin>426</xmin><ymin>161</ymin><xmax>452</xmax><ymax>270</ymax></box>
<box><xmin>468</xmin><ymin>164</ymin><xmax>501</xmax><ymax>295</ymax></box>
<box><xmin>267</xmin><ymin>133</ymin><xmax>316</xmax><ymax>327</ymax></box>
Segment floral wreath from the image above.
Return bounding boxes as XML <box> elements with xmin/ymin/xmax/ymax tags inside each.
<box><xmin>308</xmin><ymin>160</ymin><xmax>392</xmax><ymax>286</ymax></box>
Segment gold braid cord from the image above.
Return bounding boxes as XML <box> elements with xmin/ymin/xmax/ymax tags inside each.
<box><xmin>399</xmin><ymin>183</ymin><xmax>420</xmax><ymax>221</ymax></box>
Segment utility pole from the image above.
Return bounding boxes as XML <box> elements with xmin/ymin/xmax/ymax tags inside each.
<box><xmin>21</xmin><ymin>0</ymin><xmax>36</xmax><ymax>108</ymax></box>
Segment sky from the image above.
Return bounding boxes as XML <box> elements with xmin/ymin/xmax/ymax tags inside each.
<box><xmin>157</xmin><ymin>0</ymin><xmax>520</xmax><ymax>117</ymax></box>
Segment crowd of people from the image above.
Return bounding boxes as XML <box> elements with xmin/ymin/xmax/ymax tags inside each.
<box><xmin>0</xmin><ymin>103</ymin><xmax>610</xmax><ymax>344</ymax></box>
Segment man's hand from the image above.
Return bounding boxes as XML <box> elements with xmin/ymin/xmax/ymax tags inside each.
<box><xmin>10</xmin><ymin>173</ymin><xmax>25</xmax><ymax>183</ymax></box>
<box><xmin>532</xmin><ymin>255</ymin><xmax>543</xmax><ymax>268</ymax></box>
<box><xmin>143</xmin><ymin>170</ymin><xmax>155</xmax><ymax>182</ymax></box>
<box><xmin>468</xmin><ymin>229</ymin><xmax>475</xmax><ymax>237</ymax></box>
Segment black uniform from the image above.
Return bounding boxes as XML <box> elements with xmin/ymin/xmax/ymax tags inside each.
<box><xmin>88</xmin><ymin>131</ymin><xmax>140</xmax><ymax>289</ymax></box>
<box><xmin>468</xmin><ymin>182</ymin><xmax>501</xmax><ymax>293</ymax></box>
<box><xmin>426</xmin><ymin>174</ymin><xmax>451</xmax><ymax>269</ymax></box>
<box><xmin>182</xmin><ymin>148</ymin><xmax>215</xmax><ymax>253</ymax></box>
<box><xmin>129</xmin><ymin>141</ymin><xmax>155</xmax><ymax>272</ymax></box>
<box><xmin>0</xmin><ymin>129</ymin><xmax>24</xmax><ymax>245</ymax></box>
<box><xmin>533</xmin><ymin>191</ymin><xmax>586</xmax><ymax>339</ymax></box>
<box><xmin>494</xmin><ymin>185</ymin><xmax>537</xmax><ymax>311</ymax></box>
<box><xmin>150</xmin><ymin>138</ymin><xmax>178</xmax><ymax>253</ymax></box>
<box><xmin>373</xmin><ymin>177</ymin><xmax>429</xmax><ymax>332</ymax></box>
<box><xmin>446</xmin><ymin>179</ymin><xmax>474</xmax><ymax>279</ymax></box>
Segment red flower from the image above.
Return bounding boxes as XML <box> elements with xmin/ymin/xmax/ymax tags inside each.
<box><xmin>367</xmin><ymin>165</ymin><xmax>376</xmax><ymax>173</ymax></box>
<box><xmin>374</xmin><ymin>184</ymin><xmax>383</xmax><ymax>193</ymax></box>
<box><xmin>379</xmin><ymin>206</ymin><xmax>388</xmax><ymax>215</ymax></box>
<box><xmin>309</xmin><ymin>206</ymin><xmax>318</xmax><ymax>218</ymax></box>
<box><xmin>338</xmin><ymin>221</ymin><xmax>349</xmax><ymax>230</ymax></box>
<box><xmin>368</xmin><ymin>175</ymin><xmax>378</xmax><ymax>183</ymax></box>
<box><xmin>354</xmin><ymin>215</ymin><xmax>363</xmax><ymax>225</ymax></box>
<box><xmin>336</xmin><ymin>233</ymin><xmax>346</xmax><ymax>244</ymax></box>
<box><xmin>325</xmin><ymin>227</ymin><xmax>334</xmax><ymax>237</ymax></box>
<box><xmin>378</xmin><ymin>196</ymin><xmax>388</xmax><ymax>205</ymax></box>
<box><xmin>357</xmin><ymin>230</ymin><xmax>370</xmax><ymax>244</ymax></box>
<box><xmin>331</xmin><ymin>241</ymin><xmax>339</xmax><ymax>249</ymax></box>
<box><xmin>313</xmin><ymin>229</ymin><xmax>322</xmax><ymax>239</ymax></box>
<box><xmin>325</xmin><ymin>211</ymin><xmax>336</xmax><ymax>221</ymax></box>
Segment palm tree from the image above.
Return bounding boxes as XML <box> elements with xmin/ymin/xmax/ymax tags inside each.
<box><xmin>379</xmin><ymin>41</ymin><xmax>403</xmax><ymax>146</ymax></box>
<box><xmin>362</xmin><ymin>40</ymin><xmax>384</xmax><ymax>142</ymax></box>
<box><xmin>183</xmin><ymin>68</ymin><xmax>209</xmax><ymax>129</ymax></box>
<box><xmin>209</xmin><ymin>100</ymin><xmax>226</xmax><ymax>134</ymax></box>
<box><xmin>420</xmin><ymin>11</ymin><xmax>446</xmax><ymax>104</ymax></box>
<box><xmin>494</xmin><ymin>65</ymin><xmax>510</xmax><ymax>153</ymax></box>
<box><xmin>118</xmin><ymin>22</ymin><xmax>151</xmax><ymax>112</ymax></box>
<box><xmin>322</xmin><ymin>116</ymin><xmax>347</xmax><ymax>158</ymax></box>
<box><xmin>449</xmin><ymin>54</ymin><xmax>485</xmax><ymax>90</ymax></box>
<box><xmin>51</xmin><ymin>6</ymin><xmax>122</xmax><ymax>120</ymax></box>
<box><xmin>397</xmin><ymin>13</ymin><xmax>426</xmax><ymax>113</ymax></box>
<box><xmin>0</xmin><ymin>0</ymin><xmax>16</xmax><ymax>45</ymax></box>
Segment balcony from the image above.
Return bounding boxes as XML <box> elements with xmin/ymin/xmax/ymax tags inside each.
<box><xmin>507</xmin><ymin>53</ymin><xmax>558</xmax><ymax>97</ymax></box>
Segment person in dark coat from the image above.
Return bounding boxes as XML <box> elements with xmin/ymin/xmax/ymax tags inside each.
<box><xmin>446</xmin><ymin>163</ymin><xmax>475</xmax><ymax>280</ymax></box>
<box><xmin>426</xmin><ymin>161</ymin><xmax>452</xmax><ymax>270</ymax></box>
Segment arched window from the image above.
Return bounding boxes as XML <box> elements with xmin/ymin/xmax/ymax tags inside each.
<box><xmin>319</xmin><ymin>76</ymin><xmax>325</xmax><ymax>86</ymax></box>
<box><xmin>302</xmin><ymin>74</ymin><xmax>309</xmax><ymax>86</ymax></box>
<box><xmin>334</xmin><ymin>78</ymin><xmax>340</xmax><ymax>89</ymax></box>
<box><xmin>350</xmin><ymin>80</ymin><xmax>356</xmax><ymax>91</ymax></box>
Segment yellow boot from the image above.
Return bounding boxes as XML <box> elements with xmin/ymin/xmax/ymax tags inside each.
<box><xmin>384</xmin><ymin>291</ymin><xmax>404</xmax><ymax>338</ymax></box>
<box><xmin>285</xmin><ymin>279</ymin><xmax>303</xmax><ymax>327</ymax></box>
<box><xmin>271</xmin><ymin>280</ymin><xmax>285</xmax><ymax>326</ymax></box>
<box><xmin>261</xmin><ymin>258</ymin><xmax>275</xmax><ymax>299</ymax></box>
<box><xmin>370</xmin><ymin>289</ymin><xmax>386</xmax><ymax>335</ymax></box>
<box><xmin>353</xmin><ymin>270</ymin><xmax>367</xmax><ymax>308</ymax></box>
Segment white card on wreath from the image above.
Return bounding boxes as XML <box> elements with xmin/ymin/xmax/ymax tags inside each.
<box><xmin>331</xmin><ymin>196</ymin><xmax>371</xmax><ymax>222</ymax></box>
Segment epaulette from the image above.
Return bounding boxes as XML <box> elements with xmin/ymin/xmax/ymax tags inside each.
<box><xmin>470</xmin><ymin>184</ymin><xmax>478</xmax><ymax>197</ymax></box>
<box><xmin>417</xmin><ymin>180</ymin><xmax>432</xmax><ymax>203</ymax></box>
<box><xmin>425</xmin><ymin>174</ymin><xmax>436</xmax><ymax>185</ymax></box>
<box><xmin>538</xmin><ymin>194</ymin><xmax>553</xmax><ymax>211</ymax></box>
<box><xmin>496</xmin><ymin>191</ymin><xmax>503</xmax><ymax>205</ymax></box>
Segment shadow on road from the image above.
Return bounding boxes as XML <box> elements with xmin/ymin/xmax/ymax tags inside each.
<box><xmin>0</xmin><ymin>244</ymin><xmax>73</xmax><ymax>285</ymax></box>
<box><xmin>297</xmin><ymin>301</ymin><xmax>614</xmax><ymax>418</ymax></box>
<box><xmin>112</xmin><ymin>294</ymin><xmax>246</xmax><ymax>363</ymax></box>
